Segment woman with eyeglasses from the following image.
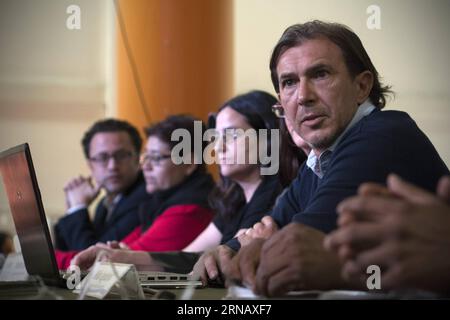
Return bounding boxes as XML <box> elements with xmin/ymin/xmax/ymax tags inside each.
<box><xmin>183</xmin><ymin>90</ymin><xmax>289</xmax><ymax>253</ymax></box>
<box><xmin>115</xmin><ymin>115</ymin><xmax>215</xmax><ymax>251</ymax></box>
<box><xmin>71</xmin><ymin>90</ymin><xmax>307</xmax><ymax>272</ymax></box>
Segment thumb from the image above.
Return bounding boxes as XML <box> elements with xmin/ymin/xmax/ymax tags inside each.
<box><xmin>387</xmin><ymin>174</ymin><xmax>435</xmax><ymax>204</ymax></box>
<box><xmin>261</xmin><ymin>216</ymin><xmax>274</xmax><ymax>227</ymax></box>
<box><xmin>89</xmin><ymin>176</ymin><xmax>101</xmax><ymax>195</ymax></box>
<box><xmin>436</xmin><ymin>175</ymin><xmax>450</xmax><ymax>205</ymax></box>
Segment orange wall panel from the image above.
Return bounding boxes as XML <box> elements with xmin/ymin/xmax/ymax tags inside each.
<box><xmin>116</xmin><ymin>0</ymin><xmax>233</xmax><ymax>132</ymax></box>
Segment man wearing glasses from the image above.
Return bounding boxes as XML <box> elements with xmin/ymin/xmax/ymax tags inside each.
<box><xmin>54</xmin><ymin>119</ymin><xmax>148</xmax><ymax>251</ymax></box>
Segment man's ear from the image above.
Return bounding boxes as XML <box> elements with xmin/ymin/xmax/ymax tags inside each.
<box><xmin>355</xmin><ymin>70</ymin><xmax>374</xmax><ymax>104</ymax></box>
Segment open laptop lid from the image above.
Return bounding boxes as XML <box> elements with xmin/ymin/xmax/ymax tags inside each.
<box><xmin>0</xmin><ymin>143</ymin><xmax>62</xmax><ymax>286</ymax></box>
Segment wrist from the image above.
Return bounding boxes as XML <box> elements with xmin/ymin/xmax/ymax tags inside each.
<box><xmin>66</xmin><ymin>204</ymin><xmax>88</xmax><ymax>215</ymax></box>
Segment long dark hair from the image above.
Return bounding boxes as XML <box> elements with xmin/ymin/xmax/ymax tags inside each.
<box><xmin>209</xmin><ymin>90</ymin><xmax>301</xmax><ymax>220</ymax></box>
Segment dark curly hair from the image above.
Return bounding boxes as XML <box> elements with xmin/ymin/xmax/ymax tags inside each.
<box><xmin>82</xmin><ymin>118</ymin><xmax>142</xmax><ymax>159</ymax></box>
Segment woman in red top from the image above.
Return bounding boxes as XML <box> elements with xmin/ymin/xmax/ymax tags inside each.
<box><xmin>117</xmin><ymin>115</ymin><xmax>215</xmax><ymax>251</ymax></box>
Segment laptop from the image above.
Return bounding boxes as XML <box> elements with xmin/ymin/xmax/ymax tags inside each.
<box><xmin>138</xmin><ymin>271</ymin><xmax>202</xmax><ymax>289</ymax></box>
<box><xmin>0</xmin><ymin>143</ymin><xmax>68</xmax><ymax>287</ymax></box>
<box><xmin>0</xmin><ymin>143</ymin><xmax>202</xmax><ymax>290</ymax></box>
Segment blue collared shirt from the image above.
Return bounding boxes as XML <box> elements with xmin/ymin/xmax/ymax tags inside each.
<box><xmin>306</xmin><ymin>100</ymin><xmax>376</xmax><ymax>178</ymax></box>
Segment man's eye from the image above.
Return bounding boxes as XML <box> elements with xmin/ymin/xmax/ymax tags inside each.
<box><xmin>97</xmin><ymin>154</ymin><xmax>109</xmax><ymax>161</ymax></box>
<box><xmin>314</xmin><ymin>69</ymin><xmax>329</xmax><ymax>79</ymax></box>
<box><xmin>282</xmin><ymin>79</ymin><xmax>295</xmax><ymax>87</ymax></box>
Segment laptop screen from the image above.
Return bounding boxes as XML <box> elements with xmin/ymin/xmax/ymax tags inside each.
<box><xmin>0</xmin><ymin>143</ymin><xmax>61</xmax><ymax>285</ymax></box>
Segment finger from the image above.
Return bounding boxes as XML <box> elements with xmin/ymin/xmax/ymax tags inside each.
<box><xmin>236</xmin><ymin>242</ymin><xmax>264</xmax><ymax>289</ymax></box>
<box><xmin>325</xmin><ymin>238</ymin><xmax>358</xmax><ymax>264</ymax></box>
<box><xmin>253</xmin><ymin>222</ymin><xmax>264</xmax><ymax>233</ymax></box>
<box><xmin>74</xmin><ymin>176</ymin><xmax>85</xmax><ymax>186</ymax></box>
<box><xmin>337</xmin><ymin>195</ymin><xmax>403</xmax><ymax>222</ymax></box>
<box><xmin>261</xmin><ymin>216</ymin><xmax>275</xmax><ymax>228</ymax></box>
<box><xmin>218</xmin><ymin>246</ymin><xmax>233</xmax><ymax>267</ymax></box>
<box><xmin>239</xmin><ymin>255</ymin><xmax>258</xmax><ymax>289</ymax></box>
<box><xmin>337</xmin><ymin>209</ymin><xmax>374</xmax><ymax>226</ymax></box>
<box><xmin>65</xmin><ymin>180</ymin><xmax>76</xmax><ymax>190</ymax></box>
<box><xmin>258</xmin><ymin>227</ymin><xmax>283</xmax><ymax>253</ymax></box>
<box><xmin>107</xmin><ymin>241</ymin><xmax>120</xmax><ymax>249</ymax></box>
<box><xmin>71</xmin><ymin>253</ymin><xmax>81</xmax><ymax>267</ymax></box>
<box><xmin>323</xmin><ymin>223</ymin><xmax>385</xmax><ymax>255</ymax></box>
<box><xmin>223</xmin><ymin>253</ymin><xmax>241</xmax><ymax>283</ymax></box>
<box><xmin>337</xmin><ymin>210</ymin><xmax>356</xmax><ymax>226</ymax></box>
<box><xmin>63</xmin><ymin>181</ymin><xmax>71</xmax><ymax>191</ymax></box>
<box><xmin>192</xmin><ymin>257</ymin><xmax>208</xmax><ymax>285</ymax></box>
<box><xmin>264</xmin><ymin>266</ymin><xmax>304</xmax><ymax>297</ymax></box>
<box><xmin>203</xmin><ymin>253</ymin><xmax>219</xmax><ymax>280</ymax></box>
<box><xmin>217</xmin><ymin>246</ymin><xmax>233</xmax><ymax>282</ymax></box>
<box><xmin>234</xmin><ymin>228</ymin><xmax>247</xmax><ymax>238</ymax></box>
<box><xmin>95</xmin><ymin>243</ymin><xmax>111</xmax><ymax>250</ymax></box>
<box><xmin>254</xmin><ymin>251</ymin><xmax>288</xmax><ymax>296</ymax></box>
<box><xmin>238</xmin><ymin>233</ymin><xmax>251</xmax><ymax>246</ymax></box>
<box><xmin>196</xmin><ymin>266</ymin><xmax>208</xmax><ymax>285</ymax></box>
<box><xmin>72</xmin><ymin>247</ymin><xmax>97</xmax><ymax>270</ymax></box>
<box><xmin>358</xmin><ymin>182</ymin><xmax>390</xmax><ymax>197</ymax></box>
<box><xmin>119</xmin><ymin>242</ymin><xmax>129</xmax><ymax>249</ymax></box>
<box><xmin>436</xmin><ymin>175</ymin><xmax>450</xmax><ymax>204</ymax></box>
<box><xmin>387</xmin><ymin>174</ymin><xmax>436</xmax><ymax>204</ymax></box>
<box><xmin>88</xmin><ymin>176</ymin><xmax>101</xmax><ymax>193</ymax></box>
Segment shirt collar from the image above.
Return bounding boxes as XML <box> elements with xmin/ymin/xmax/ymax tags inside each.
<box><xmin>306</xmin><ymin>99</ymin><xmax>376</xmax><ymax>178</ymax></box>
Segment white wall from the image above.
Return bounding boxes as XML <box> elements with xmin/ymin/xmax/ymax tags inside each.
<box><xmin>233</xmin><ymin>0</ymin><xmax>450</xmax><ymax>167</ymax></box>
<box><xmin>0</xmin><ymin>0</ymin><xmax>115</xmax><ymax>232</ymax></box>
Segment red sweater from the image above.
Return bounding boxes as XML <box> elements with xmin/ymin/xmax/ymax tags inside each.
<box><xmin>122</xmin><ymin>204</ymin><xmax>212</xmax><ymax>251</ymax></box>
<box><xmin>56</xmin><ymin>204</ymin><xmax>213</xmax><ymax>269</ymax></box>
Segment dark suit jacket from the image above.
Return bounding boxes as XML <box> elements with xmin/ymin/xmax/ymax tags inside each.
<box><xmin>54</xmin><ymin>173</ymin><xmax>148</xmax><ymax>250</ymax></box>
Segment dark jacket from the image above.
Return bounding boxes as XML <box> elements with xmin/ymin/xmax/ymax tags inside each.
<box><xmin>54</xmin><ymin>173</ymin><xmax>148</xmax><ymax>250</ymax></box>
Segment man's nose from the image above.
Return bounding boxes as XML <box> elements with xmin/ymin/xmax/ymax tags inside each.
<box><xmin>106</xmin><ymin>157</ymin><xmax>119</xmax><ymax>169</ymax></box>
<box><xmin>297</xmin><ymin>79</ymin><xmax>316</xmax><ymax>107</ymax></box>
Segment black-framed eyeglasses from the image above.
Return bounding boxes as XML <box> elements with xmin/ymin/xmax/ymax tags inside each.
<box><xmin>140</xmin><ymin>153</ymin><xmax>172</xmax><ymax>166</ymax></box>
<box><xmin>89</xmin><ymin>150</ymin><xmax>134</xmax><ymax>166</ymax></box>
<box><xmin>209</xmin><ymin>128</ymin><xmax>252</xmax><ymax>145</ymax></box>
<box><xmin>272</xmin><ymin>103</ymin><xmax>285</xmax><ymax>118</ymax></box>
